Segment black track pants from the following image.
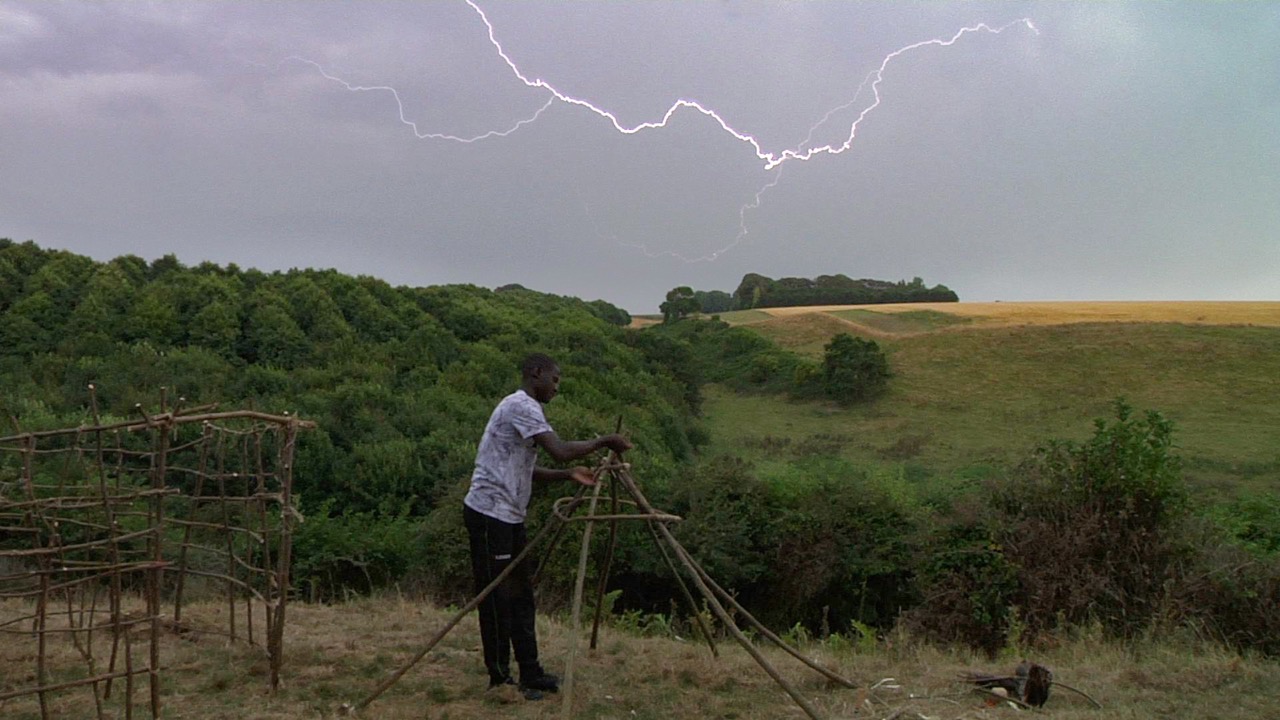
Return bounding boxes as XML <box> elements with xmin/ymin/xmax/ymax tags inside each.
<box><xmin>463</xmin><ymin>504</ymin><xmax>540</xmax><ymax>684</ymax></box>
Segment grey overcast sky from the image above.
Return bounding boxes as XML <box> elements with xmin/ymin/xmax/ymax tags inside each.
<box><xmin>2</xmin><ymin>2</ymin><xmax>1277</xmax><ymax>312</ymax></box>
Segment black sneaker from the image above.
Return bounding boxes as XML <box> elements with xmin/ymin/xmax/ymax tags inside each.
<box><xmin>520</xmin><ymin>671</ymin><xmax>560</xmax><ymax>694</ymax></box>
<box><xmin>489</xmin><ymin>677</ymin><xmax>543</xmax><ymax>702</ymax></box>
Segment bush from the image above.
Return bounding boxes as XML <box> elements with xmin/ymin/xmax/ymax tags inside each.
<box><xmin>1172</xmin><ymin>537</ymin><xmax>1280</xmax><ymax>655</ymax></box>
<box><xmin>668</xmin><ymin>456</ymin><xmax>779</xmax><ymax>591</ymax></box>
<box><xmin>1207</xmin><ymin>491</ymin><xmax>1280</xmax><ymax>557</ymax></box>
<box><xmin>291</xmin><ymin>506</ymin><xmax>421</xmax><ymax>602</ymax></box>
<box><xmin>905</xmin><ymin>502</ymin><xmax>1020</xmax><ymax>658</ymax></box>
<box><xmin>821</xmin><ymin>333</ymin><xmax>889</xmax><ymax>404</ymax></box>
<box><xmin>991</xmin><ymin>399</ymin><xmax>1189</xmax><ymax>639</ymax></box>
<box><xmin>412</xmin><ymin>484</ymin><xmax>476</xmax><ymax>602</ymax></box>
<box><xmin>908</xmin><ymin>400</ymin><xmax>1193</xmax><ymax>652</ymax></box>
<box><xmin>769</xmin><ymin>468</ymin><xmax>922</xmax><ymax>631</ymax></box>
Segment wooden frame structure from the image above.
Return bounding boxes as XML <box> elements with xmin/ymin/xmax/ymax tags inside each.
<box><xmin>349</xmin><ymin>453</ymin><xmax>857</xmax><ymax>719</ymax></box>
<box><xmin>0</xmin><ymin>394</ymin><xmax>311</xmax><ymax>719</ymax></box>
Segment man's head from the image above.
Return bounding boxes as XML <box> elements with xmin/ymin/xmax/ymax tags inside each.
<box><xmin>521</xmin><ymin>353</ymin><xmax>560</xmax><ymax>404</ymax></box>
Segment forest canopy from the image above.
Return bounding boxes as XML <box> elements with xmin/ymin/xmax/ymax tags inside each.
<box><xmin>0</xmin><ymin>239</ymin><xmax>688</xmax><ymax>523</ymax></box>
<box><xmin>731</xmin><ymin>273</ymin><xmax>958</xmax><ymax>309</ymax></box>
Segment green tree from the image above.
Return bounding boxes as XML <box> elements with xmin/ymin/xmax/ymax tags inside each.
<box><xmin>587</xmin><ymin>299</ymin><xmax>631</xmax><ymax>326</ymax></box>
<box><xmin>125</xmin><ymin>284</ymin><xmax>183</xmax><ymax>346</ymax></box>
<box><xmin>415</xmin><ymin>285</ymin><xmax>509</xmax><ymax>342</ymax></box>
<box><xmin>2</xmin><ymin>291</ymin><xmax>55</xmax><ymax>354</ymax></box>
<box><xmin>241</xmin><ymin>290</ymin><xmax>309</xmax><ymax>367</ymax></box>
<box><xmin>732</xmin><ymin>273</ymin><xmax>773</xmax><ymax>309</ymax></box>
<box><xmin>821</xmin><ymin>333</ymin><xmax>889</xmax><ymax>403</ymax></box>
<box><xmin>26</xmin><ymin>252</ymin><xmax>96</xmax><ymax>319</ymax></box>
<box><xmin>188</xmin><ymin>300</ymin><xmax>241</xmax><ymax>355</ymax></box>
<box><xmin>108</xmin><ymin>255</ymin><xmax>150</xmax><ymax>287</ymax></box>
<box><xmin>147</xmin><ymin>253</ymin><xmax>183</xmax><ymax>280</ymax></box>
<box><xmin>68</xmin><ymin>264</ymin><xmax>137</xmax><ymax>341</ymax></box>
<box><xmin>284</xmin><ymin>276</ymin><xmax>355</xmax><ymax>347</ymax></box>
<box><xmin>0</xmin><ymin>240</ymin><xmax>52</xmax><ymax>312</ymax></box>
<box><xmin>659</xmin><ymin>286</ymin><xmax>699</xmax><ymax>323</ymax></box>
<box><xmin>693</xmin><ymin>289</ymin><xmax>734</xmax><ymax>313</ymax></box>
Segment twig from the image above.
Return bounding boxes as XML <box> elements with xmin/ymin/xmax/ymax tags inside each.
<box><xmin>971</xmin><ymin>687</ymin><xmax>1036</xmax><ymax>710</ymax></box>
<box><xmin>1053</xmin><ymin>680</ymin><xmax>1103</xmax><ymax>709</ymax></box>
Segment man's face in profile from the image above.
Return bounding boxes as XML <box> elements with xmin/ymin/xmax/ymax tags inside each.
<box><xmin>529</xmin><ymin>364</ymin><xmax>561</xmax><ymax>404</ymax></box>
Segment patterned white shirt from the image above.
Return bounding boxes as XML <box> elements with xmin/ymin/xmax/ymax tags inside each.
<box><xmin>463</xmin><ymin>389</ymin><xmax>554</xmax><ymax>523</ymax></box>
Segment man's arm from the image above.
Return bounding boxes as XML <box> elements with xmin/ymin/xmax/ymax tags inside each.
<box><xmin>533</xmin><ymin>466</ymin><xmax>596</xmax><ymax>486</ymax></box>
<box><xmin>532</xmin><ymin>431</ymin><xmax>631</xmax><ymax>464</ymax></box>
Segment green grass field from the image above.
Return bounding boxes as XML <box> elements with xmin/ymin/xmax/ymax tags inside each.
<box><xmin>701</xmin><ymin>304</ymin><xmax>1280</xmax><ymax>499</ymax></box>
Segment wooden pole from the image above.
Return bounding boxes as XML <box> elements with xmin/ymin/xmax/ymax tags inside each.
<box><xmin>588</xmin><ymin>472</ymin><xmax>620</xmax><ymax>650</ymax></box>
<box><xmin>589</xmin><ymin>418</ymin><xmax>625</xmax><ymax>650</ymax></box>
<box><xmin>269</xmin><ymin>422</ymin><xmax>299</xmax><ymax>691</ymax></box>
<box><xmin>691</xmin><ymin>560</ymin><xmax>857</xmax><ymax>688</ymax></box>
<box><xmin>173</xmin><ymin>423</ymin><xmax>214</xmax><ymax>625</ymax></box>
<box><xmin>562</xmin><ymin>478</ymin><xmax>604</xmax><ymax>718</ymax></box>
<box><xmin>642</xmin><ymin>517</ymin><xmax>719</xmax><ymax>658</ymax></box>
<box><xmin>615</xmin><ymin>467</ymin><xmax>826</xmax><ymax>720</ymax></box>
<box><xmin>147</xmin><ymin>418</ymin><xmax>170</xmax><ymax>719</ymax></box>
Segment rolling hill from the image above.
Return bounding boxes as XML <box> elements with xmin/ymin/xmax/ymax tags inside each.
<box><xmin>694</xmin><ymin>302</ymin><xmax>1280</xmax><ymax>497</ymax></box>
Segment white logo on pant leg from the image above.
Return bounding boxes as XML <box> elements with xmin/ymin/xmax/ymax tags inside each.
<box><xmin>494</xmin><ymin>554</ymin><xmax>512</xmax><ymax>560</ymax></box>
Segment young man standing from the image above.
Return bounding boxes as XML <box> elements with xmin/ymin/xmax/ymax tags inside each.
<box><xmin>463</xmin><ymin>353</ymin><xmax>632</xmax><ymax>701</ymax></box>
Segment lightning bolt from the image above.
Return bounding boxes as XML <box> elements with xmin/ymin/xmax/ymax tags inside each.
<box><xmin>622</xmin><ymin>65</ymin><xmax>880</xmax><ymax>262</ymax></box>
<box><xmin>286</xmin><ymin>3</ymin><xmax>1039</xmax><ymax>260</ymax></box>
<box><xmin>464</xmin><ymin>0</ymin><xmax>1037</xmax><ymax>171</ymax></box>
<box><xmin>283</xmin><ymin>56</ymin><xmax>554</xmax><ymax>142</ymax></box>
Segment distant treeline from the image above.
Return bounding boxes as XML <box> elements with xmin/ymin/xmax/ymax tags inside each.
<box><xmin>692</xmin><ymin>273</ymin><xmax>958</xmax><ymax>313</ymax></box>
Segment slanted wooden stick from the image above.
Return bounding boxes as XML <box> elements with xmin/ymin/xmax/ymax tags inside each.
<box><xmin>349</xmin><ymin>500</ymin><xmax>573</xmax><ymax>713</ymax></box>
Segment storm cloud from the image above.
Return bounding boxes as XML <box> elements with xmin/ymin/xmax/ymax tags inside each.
<box><xmin>2</xmin><ymin>1</ymin><xmax>1276</xmax><ymax>310</ymax></box>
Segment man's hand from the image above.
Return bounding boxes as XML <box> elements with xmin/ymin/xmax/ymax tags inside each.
<box><xmin>598</xmin><ymin>434</ymin><xmax>633</xmax><ymax>454</ymax></box>
<box><xmin>569</xmin><ymin>466</ymin><xmax>597</xmax><ymax>487</ymax></box>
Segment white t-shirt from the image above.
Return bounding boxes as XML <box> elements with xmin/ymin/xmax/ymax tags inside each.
<box><xmin>463</xmin><ymin>389</ymin><xmax>554</xmax><ymax>523</ymax></box>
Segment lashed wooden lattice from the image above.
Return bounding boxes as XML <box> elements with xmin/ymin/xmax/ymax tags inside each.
<box><xmin>0</xmin><ymin>394</ymin><xmax>311</xmax><ymax>719</ymax></box>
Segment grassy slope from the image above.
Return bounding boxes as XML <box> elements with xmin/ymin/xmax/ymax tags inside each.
<box><xmin>5</xmin><ymin>595</ymin><xmax>1277</xmax><ymax>719</ymax></box>
<box><xmin>703</xmin><ymin>302</ymin><xmax>1280</xmax><ymax>498</ymax></box>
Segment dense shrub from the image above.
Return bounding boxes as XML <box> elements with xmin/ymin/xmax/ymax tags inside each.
<box><xmin>911</xmin><ymin>400</ymin><xmax>1199</xmax><ymax>652</ymax></box>
<box><xmin>668</xmin><ymin>456</ymin><xmax>780</xmax><ymax>592</ymax></box>
<box><xmin>643</xmin><ymin>316</ymin><xmax>881</xmax><ymax>403</ymax></box>
<box><xmin>601</xmin><ymin>455</ymin><xmax>928</xmax><ymax>633</ymax></box>
<box><xmin>1207</xmin><ymin>491</ymin><xmax>1280</xmax><ymax>557</ymax></box>
<box><xmin>769</xmin><ymin>469</ymin><xmax>921</xmax><ymax>630</ymax></box>
<box><xmin>821</xmin><ymin>333</ymin><xmax>890</xmax><ymax>404</ymax></box>
<box><xmin>905</xmin><ymin>503</ymin><xmax>1020</xmax><ymax>658</ymax></box>
<box><xmin>993</xmin><ymin>400</ymin><xmax>1189</xmax><ymax>638</ymax></box>
<box><xmin>1171</xmin><ymin>538</ymin><xmax>1280</xmax><ymax>655</ymax></box>
<box><xmin>291</xmin><ymin>506</ymin><xmax>421</xmax><ymax>602</ymax></box>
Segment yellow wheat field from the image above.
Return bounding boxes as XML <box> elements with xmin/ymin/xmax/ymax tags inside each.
<box><xmin>760</xmin><ymin>301</ymin><xmax>1280</xmax><ymax>329</ymax></box>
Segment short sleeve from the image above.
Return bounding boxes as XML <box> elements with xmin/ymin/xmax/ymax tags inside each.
<box><xmin>508</xmin><ymin>394</ymin><xmax>553</xmax><ymax>439</ymax></box>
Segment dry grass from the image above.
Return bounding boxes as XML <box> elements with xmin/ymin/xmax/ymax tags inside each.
<box><xmin>701</xmin><ymin>301</ymin><xmax>1280</xmax><ymax>496</ymax></box>
<box><xmin>752</xmin><ymin>301</ymin><xmax>1280</xmax><ymax>334</ymax></box>
<box><xmin>753</xmin><ymin>313</ymin><xmax>882</xmax><ymax>353</ymax></box>
<box><xmin>4</xmin><ymin>595</ymin><xmax>1278</xmax><ymax>719</ymax></box>
<box><xmin>632</xmin><ymin>302</ymin><xmax>1280</xmax><ymax>334</ymax></box>
<box><xmin>627</xmin><ymin>315</ymin><xmax>663</xmax><ymax>328</ymax></box>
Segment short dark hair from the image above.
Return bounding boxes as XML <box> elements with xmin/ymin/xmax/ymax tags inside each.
<box><xmin>520</xmin><ymin>353</ymin><xmax>558</xmax><ymax>378</ymax></box>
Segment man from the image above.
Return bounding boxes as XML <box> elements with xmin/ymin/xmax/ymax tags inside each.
<box><xmin>463</xmin><ymin>352</ymin><xmax>632</xmax><ymax>701</ymax></box>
